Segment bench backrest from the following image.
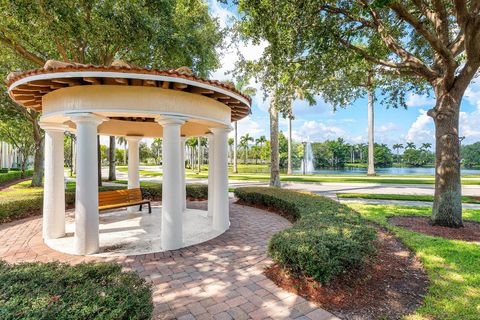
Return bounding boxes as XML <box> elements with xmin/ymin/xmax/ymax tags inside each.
<box><xmin>98</xmin><ymin>188</ymin><xmax>143</xmax><ymax>206</ymax></box>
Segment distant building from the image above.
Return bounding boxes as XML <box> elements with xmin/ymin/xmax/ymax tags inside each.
<box><xmin>0</xmin><ymin>141</ymin><xmax>22</xmax><ymax>169</ymax></box>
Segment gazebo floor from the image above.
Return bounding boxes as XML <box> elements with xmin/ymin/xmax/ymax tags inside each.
<box><xmin>46</xmin><ymin>203</ymin><xmax>223</xmax><ymax>256</ymax></box>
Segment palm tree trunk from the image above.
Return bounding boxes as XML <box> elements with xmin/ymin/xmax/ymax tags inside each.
<box><xmin>233</xmin><ymin>121</ymin><xmax>238</xmax><ymax>173</ymax></box>
<box><xmin>97</xmin><ymin>135</ymin><xmax>102</xmax><ymax>187</ymax></box>
<box><xmin>367</xmin><ymin>76</ymin><xmax>375</xmax><ymax>176</ymax></box>
<box><xmin>287</xmin><ymin>116</ymin><xmax>292</xmax><ymax>175</ymax></box>
<box><xmin>197</xmin><ymin>137</ymin><xmax>201</xmax><ymax>173</ymax></box>
<box><xmin>269</xmin><ymin>97</ymin><xmax>280</xmax><ymax>187</ymax></box>
<box><xmin>108</xmin><ymin>136</ymin><xmax>116</xmax><ymax>181</ymax></box>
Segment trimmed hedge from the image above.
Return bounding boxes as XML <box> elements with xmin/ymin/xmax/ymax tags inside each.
<box><xmin>0</xmin><ymin>261</ymin><xmax>152</xmax><ymax>319</ymax></box>
<box><xmin>234</xmin><ymin>187</ymin><xmax>376</xmax><ymax>284</ymax></box>
<box><xmin>113</xmin><ymin>181</ymin><xmax>209</xmax><ymax>200</ymax></box>
<box><xmin>0</xmin><ymin>181</ymin><xmax>209</xmax><ymax>223</ymax></box>
<box><xmin>0</xmin><ymin>170</ymin><xmax>33</xmax><ymax>184</ymax></box>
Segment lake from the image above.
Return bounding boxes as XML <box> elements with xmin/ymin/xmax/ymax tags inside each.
<box><xmin>294</xmin><ymin>167</ymin><xmax>480</xmax><ymax>176</ymax></box>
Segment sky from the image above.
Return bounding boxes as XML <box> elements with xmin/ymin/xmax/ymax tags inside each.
<box><xmin>208</xmin><ymin>1</ymin><xmax>480</xmax><ymax>148</ymax></box>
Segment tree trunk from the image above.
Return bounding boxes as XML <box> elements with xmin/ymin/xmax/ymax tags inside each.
<box><xmin>269</xmin><ymin>98</ymin><xmax>280</xmax><ymax>187</ymax></box>
<box><xmin>287</xmin><ymin>116</ymin><xmax>292</xmax><ymax>175</ymax></box>
<box><xmin>31</xmin><ymin>117</ymin><xmax>44</xmax><ymax>187</ymax></box>
<box><xmin>97</xmin><ymin>135</ymin><xmax>102</xmax><ymax>187</ymax></box>
<box><xmin>233</xmin><ymin>121</ymin><xmax>238</xmax><ymax>173</ymax></box>
<box><xmin>197</xmin><ymin>137</ymin><xmax>201</xmax><ymax>173</ymax></box>
<box><xmin>367</xmin><ymin>84</ymin><xmax>375</xmax><ymax>176</ymax></box>
<box><xmin>123</xmin><ymin>143</ymin><xmax>127</xmax><ymax>165</ymax></box>
<box><xmin>108</xmin><ymin>136</ymin><xmax>116</xmax><ymax>181</ymax></box>
<box><xmin>429</xmin><ymin>92</ymin><xmax>463</xmax><ymax>227</ymax></box>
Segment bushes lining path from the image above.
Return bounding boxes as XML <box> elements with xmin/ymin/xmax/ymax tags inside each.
<box><xmin>234</xmin><ymin>187</ymin><xmax>376</xmax><ymax>284</ymax></box>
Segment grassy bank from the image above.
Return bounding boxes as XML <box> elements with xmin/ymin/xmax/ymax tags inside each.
<box><xmin>338</xmin><ymin>193</ymin><xmax>480</xmax><ymax>204</ymax></box>
<box><xmin>349</xmin><ymin>204</ymin><xmax>480</xmax><ymax>320</ymax></box>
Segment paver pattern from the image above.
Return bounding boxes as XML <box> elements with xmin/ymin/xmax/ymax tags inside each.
<box><xmin>0</xmin><ymin>201</ymin><xmax>338</xmax><ymax>320</ymax></box>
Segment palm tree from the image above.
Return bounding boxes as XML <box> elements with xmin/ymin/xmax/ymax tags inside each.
<box><xmin>228</xmin><ymin>137</ymin><xmax>234</xmax><ymax>165</ymax></box>
<box><xmin>233</xmin><ymin>121</ymin><xmax>238</xmax><ymax>173</ymax></box>
<box><xmin>108</xmin><ymin>136</ymin><xmax>116</xmax><ymax>181</ymax></box>
<box><xmin>287</xmin><ymin>113</ymin><xmax>293</xmax><ymax>175</ymax></box>
<box><xmin>393</xmin><ymin>143</ymin><xmax>404</xmax><ymax>163</ymax></box>
<box><xmin>240</xmin><ymin>133</ymin><xmax>254</xmax><ymax>164</ymax></box>
<box><xmin>406</xmin><ymin>142</ymin><xmax>416</xmax><ymax>150</ymax></box>
<box><xmin>421</xmin><ymin>143</ymin><xmax>432</xmax><ymax>151</ymax></box>
<box><xmin>367</xmin><ymin>72</ymin><xmax>375</xmax><ymax>176</ymax></box>
<box><xmin>116</xmin><ymin>136</ymin><xmax>127</xmax><ymax>165</ymax></box>
<box><xmin>233</xmin><ymin>80</ymin><xmax>257</xmax><ymax>173</ymax></box>
<box><xmin>255</xmin><ymin>135</ymin><xmax>267</xmax><ymax>164</ymax></box>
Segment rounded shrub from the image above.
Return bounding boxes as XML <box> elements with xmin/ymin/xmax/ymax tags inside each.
<box><xmin>234</xmin><ymin>187</ymin><xmax>376</xmax><ymax>284</ymax></box>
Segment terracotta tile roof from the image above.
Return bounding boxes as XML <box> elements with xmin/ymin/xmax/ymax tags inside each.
<box><xmin>6</xmin><ymin>60</ymin><xmax>251</xmax><ymax>122</ymax></box>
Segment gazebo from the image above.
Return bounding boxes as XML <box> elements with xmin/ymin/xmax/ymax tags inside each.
<box><xmin>6</xmin><ymin>60</ymin><xmax>251</xmax><ymax>255</ymax></box>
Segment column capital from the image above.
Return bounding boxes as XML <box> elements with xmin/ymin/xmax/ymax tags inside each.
<box><xmin>156</xmin><ymin>115</ymin><xmax>187</xmax><ymax>126</ymax></box>
<box><xmin>209</xmin><ymin>126</ymin><xmax>232</xmax><ymax>134</ymax></box>
<box><xmin>67</xmin><ymin>112</ymin><xmax>108</xmax><ymax>125</ymax></box>
<box><xmin>39</xmin><ymin>121</ymin><xmax>69</xmax><ymax>132</ymax></box>
<box><xmin>125</xmin><ymin>135</ymin><xmax>143</xmax><ymax>143</ymax></box>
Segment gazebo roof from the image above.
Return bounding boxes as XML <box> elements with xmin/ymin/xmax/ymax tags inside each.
<box><xmin>6</xmin><ymin>60</ymin><xmax>251</xmax><ymax>122</ymax></box>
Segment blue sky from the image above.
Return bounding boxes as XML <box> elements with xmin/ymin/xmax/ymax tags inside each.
<box><xmin>209</xmin><ymin>1</ymin><xmax>480</xmax><ymax>148</ymax></box>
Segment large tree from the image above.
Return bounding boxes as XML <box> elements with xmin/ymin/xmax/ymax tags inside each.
<box><xmin>238</xmin><ymin>0</ymin><xmax>480</xmax><ymax>227</ymax></box>
<box><xmin>0</xmin><ymin>0</ymin><xmax>222</xmax><ymax>185</ymax></box>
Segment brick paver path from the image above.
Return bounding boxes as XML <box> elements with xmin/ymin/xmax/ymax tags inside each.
<box><xmin>0</xmin><ymin>201</ymin><xmax>338</xmax><ymax>320</ymax></box>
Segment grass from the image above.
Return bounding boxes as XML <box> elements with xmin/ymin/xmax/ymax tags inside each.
<box><xmin>337</xmin><ymin>193</ymin><xmax>480</xmax><ymax>204</ymax></box>
<box><xmin>117</xmin><ymin>166</ymin><xmax>480</xmax><ymax>184</ymax></box>
<box><xmin>0</xmin><ymin>261</ymin><xmax>152</xmax><ymax>319</ymax></box>
<box><xmin>348</xmin><ymin>203</ymin><xmax>480</xmax><ymax>320</ymax></box>
<box><xmin>0</xmin><ymin>180</ymin><xmax>124</xmax><ymax>223</ymax></box>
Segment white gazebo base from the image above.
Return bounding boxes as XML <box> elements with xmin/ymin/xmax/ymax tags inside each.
<box><xmin>45</xmin><ymin>205</ymin><xmax>224</xmax><ymax>257</ymax></box>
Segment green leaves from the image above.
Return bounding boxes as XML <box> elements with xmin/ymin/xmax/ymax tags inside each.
<box><xmin>0</xmin><ymin>261</ymin><xmax>152</xmax><ymax>320</ymax></box>
<box><xmin>234</xmin><ymin>187</ymin><xmax>376</xmax><ymax>284</ymax></box>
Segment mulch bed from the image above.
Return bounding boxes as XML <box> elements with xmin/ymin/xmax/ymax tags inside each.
<box><xmin>389</xmin><ymin>216</ymin><xmax>480</xmax><ymax>243</ymax></box>
<box><xmin>265</xmin><ymin>227</ymin><xmax>429</xmax><ymax>320</ymax></box>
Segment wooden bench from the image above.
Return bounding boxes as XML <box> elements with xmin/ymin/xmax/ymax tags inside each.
<box><xmin>98</xmin><ymin>188</ymin><xmax>151</xmax><ymax>213</ymax></box>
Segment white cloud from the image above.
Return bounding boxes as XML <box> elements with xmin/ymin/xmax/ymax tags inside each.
<box><xmin>292</xmin><ymin>120</ymin><xmax>348</xmax><ymax>142</ymax></box>
<box><xmin>406</xmin><ymin>93</ymin><xmax>435</xmax><ymax>108</ymax></box>
<box><xmin>406</xmin><ymin>109</ymin><xmax>434</xmax><ymax>144</ymax></box>
<box><xmin>230</xmin><ymin>116</ymin><xmax>267</xmax><ymax>138</ymax></box>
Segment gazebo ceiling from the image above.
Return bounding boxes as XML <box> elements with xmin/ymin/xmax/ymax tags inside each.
<box><xmin>6</xmin><ymin>60</ymin><xmax>251</xmax><ymax>122</ymax></box>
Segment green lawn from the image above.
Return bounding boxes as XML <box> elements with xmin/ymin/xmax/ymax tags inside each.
<box><xmin>338</xmin><ymin>193</ymin><xmax>480</xmax><ymax>204</ymax></box>
<box><xmin>348</xmin><ymin>204</ymin><xmax>480</xmax><ymax>320</ymax></box>
<box><xmin>117</xmin><ymin>166</ymin><xmax>480</xmax><ymax>184</ymax></box>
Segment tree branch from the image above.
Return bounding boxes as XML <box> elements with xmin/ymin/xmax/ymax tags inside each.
<box><xmin>0</xmin><ymin>34</ymin><xmax>45</xmax><ymax>66</ymax></box>
<box><xmin>357</xmin><ymin>0</ymin><xmax>438</xmax><ymax>81</ymax></box>
<box><xmin>389</xmin><ymin>2</ymin><xmax>452</xmax><ymax>62</ymax></box>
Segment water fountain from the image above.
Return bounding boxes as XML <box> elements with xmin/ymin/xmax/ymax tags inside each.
<box><xmin>301</xmin><ymin>141</ymin><xmax>315</xmax><ymax>174</ymax></box>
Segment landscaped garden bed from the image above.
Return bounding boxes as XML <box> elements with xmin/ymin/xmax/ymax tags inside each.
<box><xmin>0</xmin><ymin>261</ymin><xmax>152</xmax><ymax>319</ymax></box>
<box><xmin>350</xmin><ymin>204</ymin><xmax>480</xmax><ymax>320</ymax></box>
<box><xmin>389</xmin><ymin>216</ymin><xmax>480</xmax><ymax>243</ymax></box>
<box><xmin>234</xmin><ymin>187</ymin><xmax>433</xmax><ymax>319</ymax></box>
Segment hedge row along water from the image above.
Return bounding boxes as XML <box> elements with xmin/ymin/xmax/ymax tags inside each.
<box><xmin>234</xmin><ymin>187</ymin><xmax>376</xmax><ymax>284</ymax></box>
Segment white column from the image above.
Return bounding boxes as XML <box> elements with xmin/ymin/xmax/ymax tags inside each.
<box><xmin>70</xmin><ymin>113</ymin><xmax>106</xmax><ymax>255</ymax></box>
<box><xmin>180</xmin><ymin>137</ymin><xmax>187</xmax><ymax>211</ymax></box>
<box><xmin>211</xmin><ymin>127</ymin><xmax>230</xmax><ymax>231</ymax></box>
<box><xmin>206</xmin><ymin>133</ymin><xmax>215</xmax><ymax>217</ymax></box>
<box><xmin>126</xmin><ymin>136</ymin><xmax>142</xmax><ymax>213</ymax></box>
<box><xmin>157</xmin><ymin>116</ymin><xmax>186</xmax><ymax>250</ymax></box>
<box><xmin>40</xmin><ymin>122</ymin><xmax>68</xmax><ymax>240</ymax></box>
